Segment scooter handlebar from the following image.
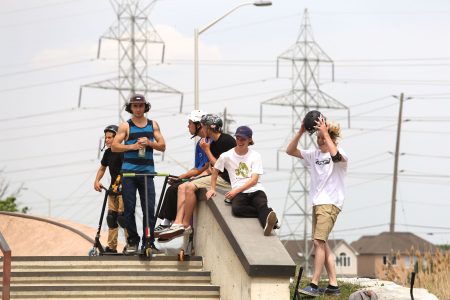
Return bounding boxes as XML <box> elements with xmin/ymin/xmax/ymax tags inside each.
<box><xmin>122</xmin><ymin>172</ymin><xmax>174</xmax><ymax>178</ymax></box>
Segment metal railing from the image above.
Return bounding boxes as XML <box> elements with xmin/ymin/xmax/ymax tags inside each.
<box><xmin>0</xmin><ymin>231</ymin><xmax>11</xmax><ymax>300</ymax></box>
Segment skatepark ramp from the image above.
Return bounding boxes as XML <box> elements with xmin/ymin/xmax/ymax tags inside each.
<box><xmin>0</xmin><ymin>256</ymin><xmax>220</xmax><ymax>299</ymax></box>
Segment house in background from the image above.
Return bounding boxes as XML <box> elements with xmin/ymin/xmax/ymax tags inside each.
<box><xmin>283</xmin><ymin>239</ymin><xmax>358</xmax><ymax>277</ymax></box>
<box><xmin>351</xmin><ymin>231</ymin><xmax>437</xmax><ymax>278</ymax></box>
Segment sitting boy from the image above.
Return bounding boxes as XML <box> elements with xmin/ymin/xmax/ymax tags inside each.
<box><xmin>206</xmin><ymin>125</ymin><xmax>278</xmax><ymax>235</ymax></box>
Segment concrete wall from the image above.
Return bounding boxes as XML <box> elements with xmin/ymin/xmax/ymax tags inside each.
<box><xmin>194</xmin><ymin>189</ymin><xmax>295</xmax><ymax>300</ymax></box>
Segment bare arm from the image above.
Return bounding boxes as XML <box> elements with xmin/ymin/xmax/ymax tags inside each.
<box><xmin>225</xmin><ymin>173</ymin><xmax>259</xmax><ymax>200</ymax></box>
<box><xmin>205</xmin><ymin>167</ymin><xmax>219</xmax><ymax>200</ymax></box>
<box><xmin>111</xmin><ymin>122</ymin><xmax>140</xmax><ymax>152</ymax></box>
<box><xmin>286</xmin><ymin>122</ymin><xmax>305</xmax><ymax>159</ymax></box>
<box><xmin>200</xmin><ymin>138</ymin><xmax>217</xmax><ymax>166</ymax></box>
<box><xmin>147</xmin><ymin>120</ymin><xmax>166</xmax><ymax>152</ymax></box>
<box><xmin>94</xmin><ymin>165</ymin><xmax>107</xmax><ymax>192</ymax></box>
<box><xmin>315</xmin><ymin>117</ymin><xmax>347</xmax><ymax>162</ymax></box>
<box><xmin>178</xmin><ymin>163</ymin><xmax>209</xmax><ymax>180</ymax></box>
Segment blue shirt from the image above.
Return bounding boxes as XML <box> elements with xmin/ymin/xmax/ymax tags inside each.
<box><xmin>195</xmin><ymin>138</ymin><xmax>209</xmax><ymax>170</ymax></box>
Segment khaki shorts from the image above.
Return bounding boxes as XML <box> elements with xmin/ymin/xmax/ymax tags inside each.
<box><xmin>191</xmin><ymin>175</ymin><xmax>230</xmax><ymax>190</ymax></box>
<box><xmin>312</xmin><ymin>204</ymin><xmax>340</xmax><ymax>241</ymax></box>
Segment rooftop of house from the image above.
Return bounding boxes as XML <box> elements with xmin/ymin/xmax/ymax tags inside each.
<box><xmin>350</xmin><ymin>231</ymin><xmax>437</xmax><ymax>255</ymax></box>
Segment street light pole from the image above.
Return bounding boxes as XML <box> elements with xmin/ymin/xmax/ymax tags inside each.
<box><xmin>193</xmin><ymin>1</ymin><xmax>272</xmax><ymax>110</ymax></box>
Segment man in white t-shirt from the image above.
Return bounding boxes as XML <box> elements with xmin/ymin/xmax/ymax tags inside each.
<box><xmin>206</xmin><ymin>125</ymin><xmax>278</xmax><ymax>236</ymax></box>
<box><xmin>286</xmin><ymin>113</ymin><xmax>348</xmax><ymax>297</ymax></box>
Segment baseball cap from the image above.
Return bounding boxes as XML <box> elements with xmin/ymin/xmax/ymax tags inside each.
<box><xmin>235</xmin><ymin>126</ymin><xmax>254</xmax><ymax>145</ymax></box>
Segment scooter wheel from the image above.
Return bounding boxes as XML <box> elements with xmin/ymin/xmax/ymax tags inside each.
<box><xmin>88</xmin><ymin>248</ymin><xmax>98</xmax><ymax>256</ymax></box>
<box><xmin>145</xmin><ymin>247</ymin><xmax>152</xmax><ymax>258</ymax></box>
<box><xmin>178</xmin><ymin>249</ymin><xmax>185</xmax><ymax>261</ymax></box>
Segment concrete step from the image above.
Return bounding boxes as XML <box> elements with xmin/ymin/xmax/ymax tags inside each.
<box><xmin>3</xmin><ymin>285</ymin><xmax>221</xmax><ymax>299</ymax></box>
<box><xmin>0</xmin><ymin>255</ymin><xmax>220</xmax><ymax>299</ymax></box>
<box><xmin>2</xmin><ymin>270</ymin><xmax>212</xmax><ymax>286</ymax></box>
<box><xmin>1</xmin><ymin>255</ymin><xmax>203</xmax><ymax>271</ymax></box>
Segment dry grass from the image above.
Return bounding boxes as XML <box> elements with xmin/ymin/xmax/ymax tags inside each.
<box><xmin>377</xmin><ymin>248</ymin><xmax>450</xmax><ymax>300</ymax></box>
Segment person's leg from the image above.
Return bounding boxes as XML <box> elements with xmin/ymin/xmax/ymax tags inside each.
<box><xmin>136</xmin><ymin>176</ymin><xmax>156</xmax><ymax>244</ymax></box>
<box><xmin>249</xmin><ymin>191</ymin><xmax>273</xmax><ymax>227</ymax></box>
<box><xmin>121</xmin><ymin>176</ymin><xmax>139</xmax><ymax>246</ymax></box>
<box><xmin>231</xmin><ymin>193</ymin><xmax>258</xmax><ymax>218</ymax></box>
<box><xmin>309</xmin><ymin>205</ymin><xmax>340</xmax><ymax>285</ymax></box>
<box><xmin>311</xmin><ymin>239</ymin><xmax>326</xmax><ymax>285</ymax></box>
<box><xmin>117</xmin><ymin>194</ymin><xmax>128</xmax><ymax>242</ymax></box>
<box><xmin>158</xmin><ymin>182</ymin><xmax>181</xmax><ymax>222</ymax></box>
<box><xmin>172</xmin><ymin>182</ymin><xmax>189</xmax><ymax>225</ymax></box>
<box><xmin>181</xmin><ymin>182</ymin><xmax>198</xmax><ymax>228</ymax></box>
<box><xmin>106</xmin><ymin>194</ymin><xmax>119</xmax><ymax>251</ymax></box>
<box><xmin>324</xmin><ymin>242</ymin><xmax>338</xmax><ymax>286</ymax></box>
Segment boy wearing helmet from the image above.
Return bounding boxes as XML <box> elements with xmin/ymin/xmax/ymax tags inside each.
<box><xmin>158</xmin><ymin>114</ymin><xmax>236</xmax><ymax>241</ymax></box>
<box><xmin>112</xmin><ymin>94</ymin><xmax>166</xmax><ymax>254</ymax></box>
<box><xmin>206</xmin><ymin>125</ymin><xmax>278</xmax><ymax>236</ymax></box>
<box><xmin>286</xmin><ymin>113</ymin><xmax>348</xmax><ymax>297</ymax></box>
<box><xmin>154</xmin><ymin>110</ymin><xmax>209</xmax><ymax>236</ymax></box>
<box><xmin>94</xmin><ymin>125</ymin><xmax>126</xmax><ymax>253</ymax></box>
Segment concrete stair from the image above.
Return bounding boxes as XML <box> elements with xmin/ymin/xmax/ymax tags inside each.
<box><xmin>0</xmin><ymin>255</ymin><xmax>220</xmax><ymax>299</ymax></box>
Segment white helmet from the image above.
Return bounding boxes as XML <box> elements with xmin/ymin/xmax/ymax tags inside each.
<box><xmin>188</xmin><ymin>110</ymin><xmax>207</xmax><ymax>123</ymax></box>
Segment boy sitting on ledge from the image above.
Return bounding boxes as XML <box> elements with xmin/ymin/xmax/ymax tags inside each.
<box><xmin>206</xmin><ymin>125</ymin><xmax>278</xmax><ymax>236</ymax></box>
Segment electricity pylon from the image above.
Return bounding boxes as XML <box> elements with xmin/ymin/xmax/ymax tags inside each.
<box><xmin>260</xmin><ymin>9</ymin><xmax>348</xmax><ymax>273</ymax></box>
<box><xmin>78</xmin><ymin>0</ymin><xmax>183</xmax><ymax>121</ymax></box>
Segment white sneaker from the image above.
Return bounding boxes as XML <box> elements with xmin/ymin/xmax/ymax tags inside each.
<box><xmin>158</xmin><ymin>223</ymin><xmax>185</xmax><ymax>240</ymax></box>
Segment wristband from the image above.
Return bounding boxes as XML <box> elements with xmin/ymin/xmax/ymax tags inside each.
<box><xmin>331</xmin><ymin>151</ymin><xmax>342</xmax><ymax>162</ymax></box>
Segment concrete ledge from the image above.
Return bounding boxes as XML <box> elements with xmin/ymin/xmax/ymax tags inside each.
<box><xmin>194</xmin><ymin>188</ymin><xmax>295</xmax><ymax>300</ymax></box>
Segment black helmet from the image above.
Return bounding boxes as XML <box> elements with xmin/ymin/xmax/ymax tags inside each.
<box><xmin>104</xmin><ymin>125</ymin><xmax>118</xmax><ymax>135</ymax></box>
<box><xmin>125</xmin><ymin>94</ymin><xmax>151</xmax><ymax>113</ymax></box>
<box><xmin>200</xmin><ymin>114</ymin><xmax>223</xmax><ymax>132</ymax></box>
<box><xmin>303</xmin><ymin>110</ymin><xmax>324</xmax><ymax>134</ymax></box>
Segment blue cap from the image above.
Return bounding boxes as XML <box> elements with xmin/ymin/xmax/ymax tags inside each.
<box><xmin>235</xmin><ymin>126</ymin><xmax>254</xmax><ymax>145</ymax></box>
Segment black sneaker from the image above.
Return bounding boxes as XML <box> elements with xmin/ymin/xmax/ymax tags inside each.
<box><xmin>324</xmin><ymin>286</ymin><xmax>341</xmax><ymax>296</ymax></box>
<box><xmin>123</xmin><ymin>243</ymin><xmax>138</xmax><ymax>255</ymax></box>
<box><xmin>104</xmin><ymin>246</ymin><xmax>117</xmax><ymax>254</ymax></box>
<box><xmin>264</xmin><ymin>211</ymin><xmax>277</xmax><ymax>236</ymax></box>
<box><xmin>150</xmin><ymin>243</ymin><xmax>164</xmax><ymax>255</ymax></box>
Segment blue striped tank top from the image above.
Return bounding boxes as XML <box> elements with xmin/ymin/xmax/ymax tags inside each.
<box><xmin>122</xmin><ymin>119</ymin><xmax>155</xmax><ymax>173</ymax></box>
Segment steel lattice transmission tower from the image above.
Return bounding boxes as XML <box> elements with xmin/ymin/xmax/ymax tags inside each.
<box><xmin>260</xmin><ymin>9</ymin><xmax>348</xmax><ymax>272</ymax></box>
<box><xmin>78</xmin><ymin>0</ymin><xmax>183</xmax><ymax>121</ymax></box>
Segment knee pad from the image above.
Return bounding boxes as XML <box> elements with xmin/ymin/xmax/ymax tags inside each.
<box><xmin>106</xmin><ymin>210</ymin><xmax>118</xmax><ymax>228</ymax></box>
<box><xmin>117</xmin><ymin>213</ymin><xmax>126</xmax><ymax>228</ymax></box>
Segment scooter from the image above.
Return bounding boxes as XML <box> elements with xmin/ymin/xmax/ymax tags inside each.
<box><xmin>88</xmin><ymin>186</ymin><xmax>111</xmax><ymax>257</ymax></box>
<box><xmin>89</xmin><ymin>173</ymin><xmax>176</xmax><ymax>258</ymax></box>
<box><xmin>121</xmin><ymin>172</ymin><xmax>175</xmax><ymax>258</ymax></box>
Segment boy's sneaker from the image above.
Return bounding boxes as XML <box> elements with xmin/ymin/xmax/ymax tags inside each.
<box><xmin>324</xmin><ymin>286</ymin><xmax>341</xmax><ymax>296</ymax></box>
<box><xmin>264</xmin><ymin>211</ymin><xmax>277</xmax><ymax>236</ymax></box>
<box><xmin>104</xmin><ymin>247</ymin><xmax>117</xmax><ymax>254</ymax></box>
<box><xmin>154</xmin><ymin>224</ymin><xmax>171</xmax><ymax>238</ymax></box>
<box><xmin>150</xmin><ymin>243</ymin><xmax>164</xmax><ymax>255</ymax></box>
<box><xmin>299</xmin><ymin>285</ymin><xmax>322</xmax><ymax>297</ymax></box>
<box><xmin>123</xmin><ymin>243</ymin><xmax>138</xmax><ymax>255</ymax></box>
<box><xmin>158</xmin><ymin>223</ymin><xmax>185</xmax><ymax>240</ymax></box>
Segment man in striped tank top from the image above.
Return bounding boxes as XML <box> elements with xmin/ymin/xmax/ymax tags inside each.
<box><xmin>112</xmin><ymin>94</ymin><xmax>166</xmax><ymax>254</ymax></box>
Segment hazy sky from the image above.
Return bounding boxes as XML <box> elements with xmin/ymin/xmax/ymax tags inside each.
<box><xmin>1</xmin><ymin>0</ymin><xmax>450</xmax><ymax>246</ymax></box>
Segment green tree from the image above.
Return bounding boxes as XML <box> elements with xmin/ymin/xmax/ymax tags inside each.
<box><xmin>0</xmin><ymin>196</ymin><xmax>28</xmax><ymax>213</ymax></box>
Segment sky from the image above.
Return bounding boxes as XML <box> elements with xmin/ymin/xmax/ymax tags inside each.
<box><xmin>1</xmin><ymin>0</ymin><xmax>450</xmax><ymax>247</ymax></box>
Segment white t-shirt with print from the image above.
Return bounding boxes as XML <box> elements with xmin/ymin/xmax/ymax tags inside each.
<box><xmin>300</xmin><ymin>148</ymin><xmax>348</xmax><ymax>210</ymax></box>
<box><xmin>214</xmin><ymin>148</ymin><xmax>265</xmax><ymax>193</ymax></box>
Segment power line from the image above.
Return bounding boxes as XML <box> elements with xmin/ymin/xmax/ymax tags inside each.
<box><xmin>5</xmin><ymin>159</ymin><xmax>95</xmax><ymax>174</ymax></box>
<box><xmin>0</xmin><ymin>71</ymin><xmax>116</xmax><ymax>93</ymax></box>
<box><xmin>0</xmin><ymin>0</ymin><xmax>80</xmax><ymax>15</ymax></box>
